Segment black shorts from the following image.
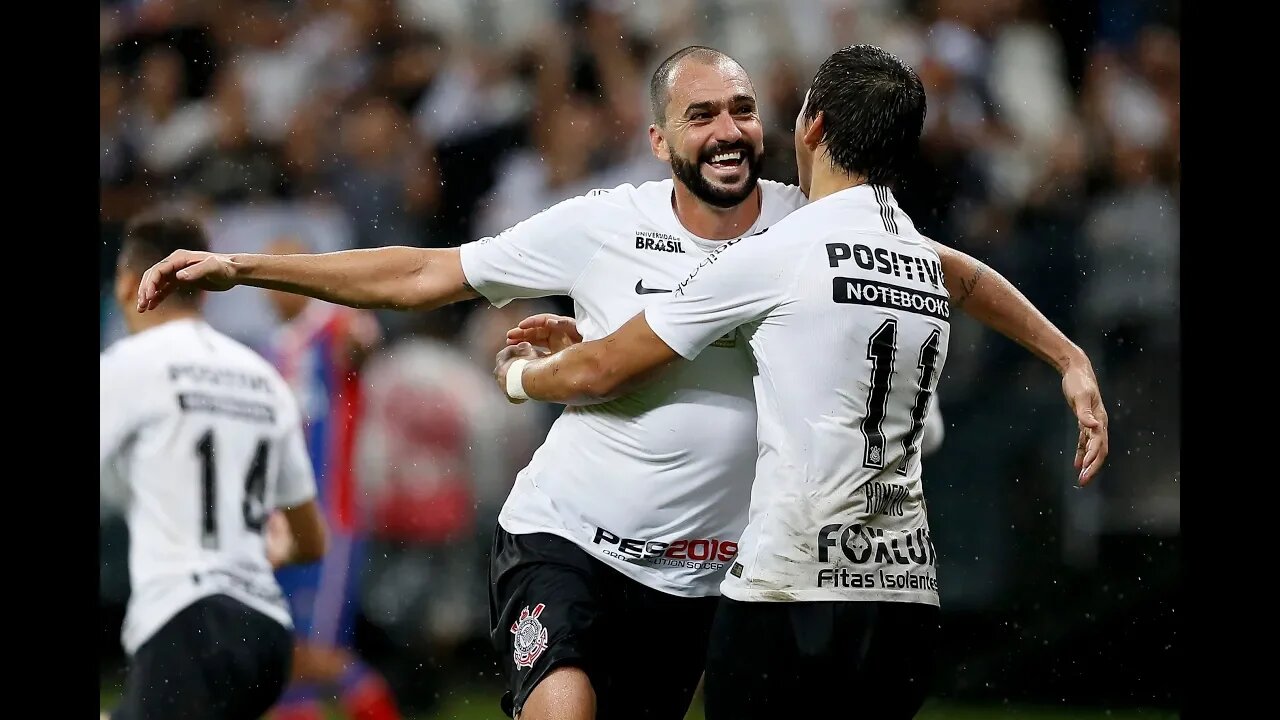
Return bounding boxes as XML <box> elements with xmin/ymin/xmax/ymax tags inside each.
<box><xmin>704</xmin><ymin>598</ymin><xmax>940</xmax><ymax>720</ymax></box>
<box><xmin>488</xmin><ymin>527</ymin><xmax>719</xmax><ymax>719</ymax></box>
<box><xmin>112</xmin><ymin>593</ymin><xmax>293</xmax><ymax>720</ymax></box>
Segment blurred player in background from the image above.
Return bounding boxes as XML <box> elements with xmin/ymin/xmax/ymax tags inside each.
<box><xmin>100</xmin><ymin>210</ymin><xmax>327</xmax><ymax>720</ymax></box>
<box><xmin>261</xmin><ymin>236</ymin><xmax>400</xmax><ymax>720</ymax></box>
<box><xmin>352</xmin><ymin>302</ymin><xmax>551</xmax><ymax>682</ymax></box>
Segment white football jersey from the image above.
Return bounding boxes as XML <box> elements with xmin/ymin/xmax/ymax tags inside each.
<box><xmin>646</xmin><ymin>184</ymin><xmax>950</xmax><ymax>605</ymax></box>
<box><xmin>460</xmin><ymin>179</ymin><xmax>808</xmax><ymax>596</ymax></box>
<box><xmin>100</xmin><ymin>318</ymin><xmax>317</xmax><ymax>654</ymax></box>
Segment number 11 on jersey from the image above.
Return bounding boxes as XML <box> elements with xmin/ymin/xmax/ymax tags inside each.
<box><xmin>861</xmin><ymin>319</ymin><xmax>941</xmax><ymax>474</ymax></box>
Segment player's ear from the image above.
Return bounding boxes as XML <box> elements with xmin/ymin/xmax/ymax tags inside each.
<box><xmin>802</xmin><ymin>111</ymin><xmax>825</xmax><ymax>151</ymax></box>
<box><xmin>649</xmin><ymin>123</ymin><xmax>670</xmax><ymax>162</ymax></box>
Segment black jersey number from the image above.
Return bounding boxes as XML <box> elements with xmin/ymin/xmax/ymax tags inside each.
<box><xmin>195</xmin><ymin>430</ymin><xmax>271</xmax><ymax>549</ymax></box>
<box><xmin>861</xmin><ymin>321</ymin><xmax>941</xmax><ymax>473</ymax></box>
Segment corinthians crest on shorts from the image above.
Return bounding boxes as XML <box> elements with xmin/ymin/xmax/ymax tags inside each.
<box><xmin>510</xmin><ymin>603</ymin><xmax>549</xmax><ymax>669</ymax></box>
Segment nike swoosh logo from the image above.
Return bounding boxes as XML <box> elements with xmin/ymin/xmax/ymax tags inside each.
<box><xmin>635</xmin><ymin>279</ymin><xmax>673</xmax><ymax>295</ymax></box>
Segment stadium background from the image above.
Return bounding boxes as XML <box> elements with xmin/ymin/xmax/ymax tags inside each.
<box><xmin>98</xmin><ymin>0</ymin><xmax>1180</xmax><ymax>717</ymax></box>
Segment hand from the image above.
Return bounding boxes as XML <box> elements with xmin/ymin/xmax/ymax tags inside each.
<box><xmin>507</xmin><ymin>314</ymin><xmax>582</xmax><ymax>353</ymax></box>
<box><xmin>137</xmin><ymin>250</ymin><xmax>240</xmax><ymax>312</ymax></box>
<box><xmin>1062</xmin><ymin>362</ymin><xmax>1109</xmax><ymax>486</ymax></box>
<box><xmin>264</xmin><ymin>510</ymin><xmax>293</xmax><ymax>570</ymax></box>
<box><xmin>494</xmin><ymin>341</ymin><xmax>547</xmax><ymax>403</ymax></box>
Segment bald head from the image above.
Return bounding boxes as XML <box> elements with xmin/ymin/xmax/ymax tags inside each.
<box><xmin>649</xmin><ymin>46</ymin><xmax>749</xmax><ymax>125</ymax></box>
<box><xmin>646</xmin><ymin>46</ymin><xmax>764</xmax><ymax>210</ymax></box>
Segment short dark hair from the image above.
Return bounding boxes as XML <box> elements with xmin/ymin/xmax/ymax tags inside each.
<box><xmin>803</xmin><ymin>44</ymin><xmax>926</xmax><ymax>188</ymax></box>
<box><xmin>648</xmin><ymin>45</ymin><xmax>738</xmax><ymax>125</ymax></box>
<box><xmin>120</xmin><ymin>209</ymin><xmax>210</xmax><ymax>305</ymax></box>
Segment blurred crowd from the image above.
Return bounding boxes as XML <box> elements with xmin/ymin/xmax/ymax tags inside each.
<box><xmin>100</xmin><ymin>0</ymin><xmax>1179</xmax><ymax>708</ymax></box>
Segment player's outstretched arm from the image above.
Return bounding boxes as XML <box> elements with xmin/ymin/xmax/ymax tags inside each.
<box><xmin>932</xmin><ymin>242</ymin><xmax>1109</xmax><ymax>485</ymax></box>
<box><xmin>494</xmin><ymin>313</ymin><xmax>679</xmax><ymax>405</ymax></box>
<box><xmin>137</xmin><ymin>246</ymin><xmax>479</xmax><ymax>313</ymax></box>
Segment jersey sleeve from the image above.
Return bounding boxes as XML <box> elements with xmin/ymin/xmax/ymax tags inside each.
<box><xmin>458</xmin><ymin>193</ymin><xmax>607</xmax><ymax>307</ymax></box>
<box><xmin>645</xmin><ymin>233</ymin><xmax>794</xmax><ymax>360</ymax></box>
<box><xmin>100</xmin><ymin>350</ymin><xmax>142</xmax><ymax>476</ymax></box>
<box><xmin>273</xmin><ymin>405</ymin><xmax>318</xmax><ymax>509</ymax></box>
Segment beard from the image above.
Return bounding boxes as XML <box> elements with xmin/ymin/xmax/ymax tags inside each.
<box><xmin>669</xmin><ymin>142</ymin><xmax>765</xmax><ymax>209</ymax></box>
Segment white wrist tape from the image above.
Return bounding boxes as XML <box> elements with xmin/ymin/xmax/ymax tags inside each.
<box><xmin>505</xmin><ymin>358</ymin><xmax>531</xmax><ymax>402</ymax></box>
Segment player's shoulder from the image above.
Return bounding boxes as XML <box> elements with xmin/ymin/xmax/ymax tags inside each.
<box><xmin>100</xmin><ymin>320</ymin><xmax>183</xmax><ymax>379</ymax></box>
<box><xmin>525</xmin><ymin>180</ymin><xmax>674</xmax><ymax>231</ymax></box>
<box><xmin>100</xmin><ymin>333</ymin><xmax>142</xmax><ymax>365</ymax></box>
<box><xmin>100</xmin><ymin>332</ymin><xmax>148</xmax><ymax>380</ymax></box>
<box><xmin>582</xmin><ymin>179</ymin><xmax>671</xmax><ymax>210</ymax></box>
<box><xmin>509</xmin><ymin>182</ymin><xmax>658</xmax><ymax>229</ymax></box>
<box><xmin>758</xmin><ymin>178</ymin><xmax>809</xmax><ymax>210</ymax></box>
<box><xmin>757</xmin><ymin>178</ymin><xmax>808</xmax><ymax>213</ymax></box>
<box><xmin>205</xmin><ymin>327</ymin><xmax>291</xmax><ymax>386</ymax></box>
<box><xmin>898</xmin><ymin>226</ymin><xmax>942</xmax><ymax>259</ymax></box>
<box><xmin>758</xmin><ymin>190</ymin><xmax>838</xmax><ymax>240</ymax></box>
<box><xmin>201</xmin><ymin>327</ymin><xmax>303</xmax><ymax>419</ymax></box>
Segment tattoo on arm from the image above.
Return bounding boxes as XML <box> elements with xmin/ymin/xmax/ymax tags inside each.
<box><xmin>954</xmin><ymin>263</ymin><xmax>987</xmax><ymax>308</ymax></box>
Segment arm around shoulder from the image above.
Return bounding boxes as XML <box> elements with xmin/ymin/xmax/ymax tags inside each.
<box><xmin>498</xmin><ymin>313</ymin><xmax>682</xmax><ymax>405</ymax></box>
